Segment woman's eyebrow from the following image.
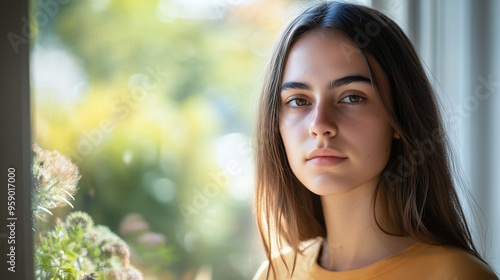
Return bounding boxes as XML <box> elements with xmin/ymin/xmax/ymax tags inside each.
<box><xmin>329</xmin><ymin>75</ymin><xmax>371</xmax><ymax>89</ymax></box>
<box><xmin>280</xmin><ymin>81</ymin><xmax>312</xmax><ymax>92</ymax></box>
<box><xmin>280</xmin><ymin>75</ymin><xmax>372</xmax><ymax>93</ymax></box>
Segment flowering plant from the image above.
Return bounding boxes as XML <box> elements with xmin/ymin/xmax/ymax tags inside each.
<box><xmin>32</xmin><ymin>145</ymin><xmax>142</xmax><ymax>280</ymax></box>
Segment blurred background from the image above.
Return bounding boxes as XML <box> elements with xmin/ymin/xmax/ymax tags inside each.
<box><xmin>30</xmin><ymin>0</ymin><xmax>499</xmax><ymax>279</ymax></box>
<box><xmin>31</xmin><ymin>0</ymin><xmax>295</xmax><ymax>279</ymax></box>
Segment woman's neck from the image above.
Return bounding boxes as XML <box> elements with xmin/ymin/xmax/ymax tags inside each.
<box><xmin>319</xmin><ymin>180</ymin><xmax>416</xmax><ymax>271</ymax></box>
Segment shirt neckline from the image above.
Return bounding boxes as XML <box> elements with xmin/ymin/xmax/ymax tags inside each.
<box><xmin>307</xmin><ymin>238</ymin><xmax>430</xmax><ymax>279</ymax></box>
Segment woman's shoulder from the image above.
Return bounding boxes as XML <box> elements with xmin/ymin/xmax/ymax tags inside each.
<box><xmin>252</xmin><ymin>237</ymin><xmax>323</xmax><ymax>280</ymax></box>
<box><xmin>404</xmin><ymin>242</ymin><xmax>498</xmax><ymax>279</ymax></box>
<box><xmin>253</xmin><ymin>239</ymin><xmax>499</xmax><ymax>280</ymax></box>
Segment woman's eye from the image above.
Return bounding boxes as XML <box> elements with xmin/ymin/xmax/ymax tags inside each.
<box><xmin>286</xmin><ymin>97</ymin><xmax>311</xmax><ymax>107</ymax></box>
<box><xmin>340</xmin><ymin>94</ymin><xmax>365</xmax><ymax>104</ymax></box>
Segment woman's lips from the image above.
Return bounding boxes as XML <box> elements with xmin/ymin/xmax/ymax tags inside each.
<box><xmin>307</xmin><ymin>156</ymin><xmax>346</xmax><ymax>166</ymax></box>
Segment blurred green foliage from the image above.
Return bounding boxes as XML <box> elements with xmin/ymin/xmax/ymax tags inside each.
<box><xmin>31</xmin><ymin>0</ymin><xmax>295</xmax><ymax>279</ymax></box>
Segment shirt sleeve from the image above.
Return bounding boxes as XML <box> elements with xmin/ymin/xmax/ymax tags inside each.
<box><xmin>431</xmin><ymin>249</ymin><xmax>499</xmax><ymax>280</ymax></box>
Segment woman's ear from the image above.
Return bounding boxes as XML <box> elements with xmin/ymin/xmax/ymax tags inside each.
<box><xmin>393</xmin><ymin>132</ymin><xmax>400</xmax><ymax>139</ymax></box>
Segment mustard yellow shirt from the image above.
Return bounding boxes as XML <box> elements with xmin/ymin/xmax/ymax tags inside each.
<box><xmin>253</xmin><ymin>237</ymin><xmax>498</xmax><ymax>280</ymax></box>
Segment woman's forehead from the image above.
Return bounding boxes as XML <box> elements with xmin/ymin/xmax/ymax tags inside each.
<box><xmin>282</xmin><ymin>30</ymin><xmax>371</xmax><ymax>83</ymax></box>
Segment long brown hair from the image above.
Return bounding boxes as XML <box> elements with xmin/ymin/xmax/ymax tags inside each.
<box><xmin>254</xmin><ymin>1</ymin><xmax>487</xmax><ymax>278</ymax></box>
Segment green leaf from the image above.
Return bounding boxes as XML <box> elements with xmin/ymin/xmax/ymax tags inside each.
<box><xmin>38</xmin><ymin>206</ymin><xmax>53</xmax><ymax>215</ymax></box>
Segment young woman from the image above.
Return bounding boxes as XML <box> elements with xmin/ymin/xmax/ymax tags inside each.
<box><xmin>253</xmin><ymin>1</ymin><xmax>498</xmax><ymax>279</ymax></box>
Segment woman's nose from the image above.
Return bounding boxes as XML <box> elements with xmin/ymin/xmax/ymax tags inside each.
<box><xmin>309</xmin><ymin>102</ymin><xmax>337</xmax><ymax>139</ymax></box>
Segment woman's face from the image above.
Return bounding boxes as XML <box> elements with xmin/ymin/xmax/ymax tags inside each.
<box><xmin>279</xmin><ymin>30</ymin><xmax>395</xmax><ymax>196</ymax></box>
